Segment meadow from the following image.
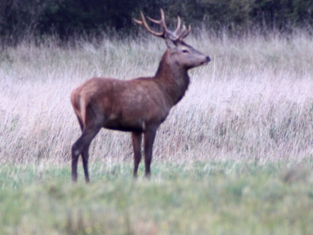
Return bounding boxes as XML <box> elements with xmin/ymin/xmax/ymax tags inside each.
<box><xmin>1</xmin><ymin>29</ymin><xmax>313</xmax><ymax>234</ymax></box>
<box><xmin>1</xmin><ymin>161</ymin><xmax>313</xmax><ymax>234</ymax></box>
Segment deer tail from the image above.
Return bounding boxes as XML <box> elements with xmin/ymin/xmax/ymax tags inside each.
<box><xmin>71</xmin><ymin>90</ymin><xmax>87</xmax><ymax>130</ymax></box>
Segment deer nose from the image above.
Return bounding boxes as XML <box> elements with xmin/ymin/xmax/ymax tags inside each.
<box><xmin>206</xmin><ymin>56</ymin><xmax>211</xmax><ymax>62</ymax></box>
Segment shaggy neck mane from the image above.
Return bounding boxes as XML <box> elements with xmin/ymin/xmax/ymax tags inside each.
<box><xmin>154</xmin><ymin>50</ymin><xmax>190</xmax><ymax>106</ymax></box>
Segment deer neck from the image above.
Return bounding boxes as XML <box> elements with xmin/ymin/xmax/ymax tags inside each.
<box><xmin>154</xmin><ymin>52</ymin><xmax>190</xmax><ymax>106</ymax></box>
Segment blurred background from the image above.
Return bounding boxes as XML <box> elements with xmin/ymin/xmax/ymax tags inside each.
<box><xmin>1</xmin><ymin>0</ymin><xmax>313</xmax><ymax>45</ymax></box>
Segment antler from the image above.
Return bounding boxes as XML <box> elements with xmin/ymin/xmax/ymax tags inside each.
<box><xmin>133</xmin><ymin>9</ymin><xmax>191</xmax><ymax>42</ymax></box>
<box><xmin>133</xmin><ymin>10</ymin><xmax>166</xmax><ymax>38</ymax></box>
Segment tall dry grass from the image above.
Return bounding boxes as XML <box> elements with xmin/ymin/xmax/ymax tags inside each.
<box><xmin>1</xmin><ymin>30</ymin><xmax>313</xmax><ymax>165</ymax></box>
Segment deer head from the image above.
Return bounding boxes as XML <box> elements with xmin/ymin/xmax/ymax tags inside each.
<box><xmin>133</xmin><ymin>9</ymin><xmax>210</xmax><ymax>70</ymax></box>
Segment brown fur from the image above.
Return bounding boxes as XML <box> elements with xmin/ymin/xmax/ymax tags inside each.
<box><xmin>71</xmin><ymin>15</ymin><xmax>210</xmax><ymax>183</ymax></box>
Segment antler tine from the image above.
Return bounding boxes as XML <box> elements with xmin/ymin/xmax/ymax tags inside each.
<box><xmin>133</xmin><ymin>17</ymin><xmax>142</xmax><ymax>25</ymax></box>
<box><xmin>148</xmin><ymin>11</ymin><xmax>181</xmax><ymax>38</ymax></box>
<box><xmin>177</xmin><ymin>25</ymin><xmax>192</xmax><ymax>41</ymax></box>
<box><xmin>147</xmin><ymin>16</ymin><xmax>162</xmax><ymax>25</ymax></box>
<box><xmin>146</xmin><ymin>9</ymin><xmax>169</xmax><ymax>34</ymax></box>
<box><xmin>133</xmin><ymin>11</ymin><xmax>165</xmax><ymax>38</ymax></box>
<box><xmin>173</xmin><ymin>16</ymin><xmax>181</xmax><ymax>35</ymax></box>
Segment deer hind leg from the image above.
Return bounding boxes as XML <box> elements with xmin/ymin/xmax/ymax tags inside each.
<box><xmin>71</xmin><ymin>120</ymin><xmax>102</xmax><ymax>182</ymax></box>
<box><xmin>71</xmin><ymin>115</ymin><xmax>84</xmax><ymax>182</ymax></box>
<box><xmin>143</xmin><ymin>130</ymin><xmax>156</xmax><ymax>178</ymax></box>
<box><xmin>132</xmin><ymin>132</ymin><xmax>142</xmax><ymax>177</ymax></box>
<box><xmin>82</xmin><ymin>143</ymin><xmax>91</xmax><ymax>183</ymax></box>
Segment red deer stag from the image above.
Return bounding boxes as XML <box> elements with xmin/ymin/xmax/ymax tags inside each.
<box><xmin>71</xmin><ymin>9</ymin><xmax>210</xmax><ymax>182</ymax></box>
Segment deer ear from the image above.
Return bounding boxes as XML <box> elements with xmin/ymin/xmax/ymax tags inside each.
<box><xmin>165</xmin><ymin>38</ymin><xmax>176</xmax><ymax>49</ymax></box>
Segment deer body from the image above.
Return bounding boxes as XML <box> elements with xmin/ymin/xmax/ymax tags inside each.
<box><xmin>71</xmin><ymin>10</ymin><xmax>210</xmax><ymax>182</ymax></box>
<box><xmin>71</xmin><ymin>77</ymin><xmax>168</xmax><ymax>131</ymax></box>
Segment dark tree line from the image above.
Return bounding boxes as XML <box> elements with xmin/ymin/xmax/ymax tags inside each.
<box><xmin>1</xmin><ymin>0</ymin><xmax>313</xmax><ymax>44</ymax></box>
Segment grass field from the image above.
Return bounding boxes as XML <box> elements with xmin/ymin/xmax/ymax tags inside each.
<box><xmin>1</xmin><ymin>29</ymin><xmax>313</xmax><ymax>234</ymax></box>
<box><xmin>1</xmin><ymin>161</ymin><xmax>313</xmax><ymax>234</ymax></box>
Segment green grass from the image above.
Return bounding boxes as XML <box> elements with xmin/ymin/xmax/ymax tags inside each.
<box><xmin>1</xmin><ymin>161</ymin><xmax>313</xmax><ymax>234</ymax></box>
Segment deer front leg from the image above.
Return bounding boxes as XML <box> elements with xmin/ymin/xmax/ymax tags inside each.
<box><xmin>132</xmin><ymin>132</ymin><xmax>142</xmax><ymax>177</ymax></box>
<box><xmin>144</xmin><ymin>130</ymin><xmax>157</xmax><ymax>178</ymax></box>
